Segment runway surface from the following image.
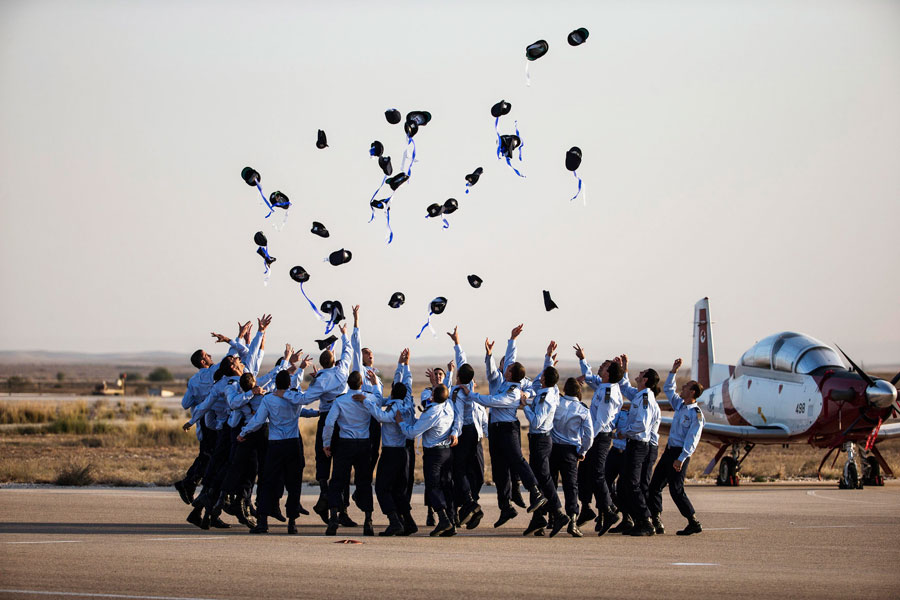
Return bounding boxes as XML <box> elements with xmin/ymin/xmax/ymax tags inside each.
<box><xmin>1</xmin><ymin>482</ymin><xmax>899</xmax><ymax>599</ymax></box>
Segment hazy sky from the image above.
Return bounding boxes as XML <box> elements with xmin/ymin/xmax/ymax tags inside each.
<box><xmin>1</xmin><ymin>0</ymin><xmax>898</xmax><ymax>369</ymax></box>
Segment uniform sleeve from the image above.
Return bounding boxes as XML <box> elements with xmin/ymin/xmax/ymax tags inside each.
<box><xmin>362</xmin><ymin>374</ymin><xmax>383</xmax><ymax>397</ymax></box>
<box><xmin>442</xmin><ymin>369</ymin><xmax>452</xmax><ymax>388</ymax></box>
<box><xmin>504</xmin><ymin>339</ymin><xmax>517</xmax><ymax>369</ymax></box>
<box><xmin>351</xmin><ymin>327</ymin><xmax>362</xmax><ymax>373</ymax></box>
<box><xmin>522</xmin><ymin>401</ymin><xmax>537</xmax><ymax>428</ymax></box>
<box><xmin>226</xmin><ymin>382</ymin><xmax>254</xmax><ymax>410</ymax></box>
<box><xmin>323</xmin><ymin>402</ymin><xmax>340</xmax><ymax>445</ymax></box>
<box><xmin>618</xmin><ymin>374</ymin><xmax>639</xmax><ymax>400</ymax></box>
<box><xmin>579</xmin><ymin>359</ymin><xmax>603</xmax><ymax>390</ymax></box>
<box><xmin>454</xmin><ymin>344</ymin><xmax>468</xmax><ymax>368</ymax></box>
<box><xmin>283</xmin><ymin>381</ymin><xmax>323</xmax><ymax>407</ymax></box>
<box><xmin>299</xmin><ymin>408</ymin><xmax>319</xmax><ymax>418</ymax></box>
<box><xmin>336</xmin><ymin>333</ymin><xmax>353</xmax><ymax>376</ymax></box>
<box><xmin>450</xmin><ymin>392</ymin><xmax>464</xmax><ymax>437</ymax></box>
<box><xmin>579</xmin><ymin>412</ymin><xmax>595</xmax><ymax>456</ymax></box>
<box><xmin>257</xmin><ymin>363</ymin><xmax>285</xmax><ymax>391</ymax></box>
<box><xmin>240</xmin><ymin>397</ymin><xmax>269</xmax><ymax>438</ymax></box>
<box><xmin>229</xmin><ymin>339</ymin><xmax>248</xmax><ymax>361</ymax></box>
<box><xmin>181</xmin><ymin>376</ymin><xmax>200</xmax><ymax>410</ymax></box>
<box><xmin>246</xmin><ymin>330</ymin><xmax>265</xmax><ymax>376</ymax></box>
<box><xmin>365</xmin><ymin>398</ymin><xmax>396</xmax><ymax>424</ymax></box>
<box><xmin>471</xmin><ymin>387</ymin><xmax>521</xmax><ymax>409</ymax></box>
<box><xmin>664</xmin><ymin>372</ymin><xmax>684</xmax><ymax>411</ymax></box>
<box><xmin>679</xmin><ymin>409</ymin><xmax>704</xmax><ymax>462</ymax></box>
<box><xmin>188</xmin><ymin>387</ymin><xmax>217</xmax><ymax>425</ymax></box>
<box><xmin>400</xmin><ymin>406</ymin><xmax>439</xmax><ymax>439</ymax></box>
<box><xmin>624</xmin><ymin>396</ymin><xmax>651</xmax><ymax>436</ymax></box>
<box><xmin>485</xmin><ymin>353</ymin><xmax>501</xmax><ymax>394</ymax></box>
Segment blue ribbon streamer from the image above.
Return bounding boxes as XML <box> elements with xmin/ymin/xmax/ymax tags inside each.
<box><xmin>415</xmin><ymin>310</ymin><xmax>435</xmax><ymax>339</ymax></box>
<box><xmin>257</xmin><ymin>183</ymin><xmax>274</xmax><ymax>218</ymax></box>
<box><xmin>494</xmin><ymin>117</ymin><xmax>502</xmax><ymax>160</ymax></box>
<box><xmin>323</xmin><ymin>308</ymin><xmax>339</xmax><ymax>335</ymax></box>
<box><xmin>465</xmin><ymin>183</ymin><xmax>471</xmax><ymax>195</ymax></box>
<box><xmin>442</xmin><ymin>218</ymin><xmax>449</xmax><ymax>229</ymax></box>
<box><xmin>385</xmin><ymin>204</ymin><xmax>393</xmax><ymax>244</ymax></box>
<box><xmin>258</xmin><ymin>246</ymin><xmax>273</xmax><ymax>274</ymax></box>
<box><xmin>404</xmin><ymin>137</ymin><xmax>417</xmax><ymax>177</ymax></box>
<box><xmin>369</xmin><ymin>176</ymin><xmax>387</xmax><ymax>223</ymax></box>
<box><xmin>570</xmin><ymin>171</ymin><xmax>583</xmax><ymax>202</ymax></box>
<box><xmin>514</xmin><ymin>120</ymin><xmax>524</xmax><ymax>161</ymax></box>
<box><xmin>299</xmin><ymin>282</ymin><xmax>323</xmax><ymax>320</ymax></box>
<box><xmin>505</xmin><ymin>156</ymin><xmax>526</xmax><ymax>178</ymax></box>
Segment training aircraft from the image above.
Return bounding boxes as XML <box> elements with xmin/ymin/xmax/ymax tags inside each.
<box><xmin>660</xmin><ymin>298</ymin><xmax>899</xmax><ymax>489</ymax></box>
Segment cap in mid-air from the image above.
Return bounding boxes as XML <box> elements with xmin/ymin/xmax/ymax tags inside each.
<box><xmin>498</xmin><ymin>135</ymin><xmax>522</xmax><ymax>159</ymax></box>
<box><xmin>404</xmin><ymin>120</ymin><xmax>418</xmax><ymax>138</ymax></box>
<box><xmin>370</xmin><ymin>141</ymin><xmax>384</xmax><ymax>157</ymax></box>
<box><xmin>316</xmin><ymin>335</ymin><xmax>338</xmax><ymax>350</ymax></box>
<box><xmin>430</xmin><ymin>296</ymin><xmax>448</xmax><ymax>314</ymax></box>
<box><xmin>442</xmin><ymin>198</ymin><xmax>458</xmax><ymax>214</ymax></box>
<box><xmin>491</xmin><ymin>100</ymin><xmax>512</xmax><ymax>118</ymax></box>
<box><xmin>268</xmin><ymin>191</ymin><xmax>290</xmax><ymax>209</ymax></box>
<box><xmin>567</xmin><ymin>27</ymin><xmax>589</xmax><ymax>46</ymax></box>
<box><xmin>253</xmin><ymin>231</ymin><xmax>268</xmax><ymax>247</ymax></box>
<box><xmin>320</xmin><ymin>300</ymin><xmax>345</xmax><ymax>322</ymax></box>
<box><xmin>311</xmin><ymin>221</ymin><xmax>330</xmax><ymax>238</ymax></box>
<box><xmin>289</xmin><ymin>266</ymin><xmax>310</xmax><ymax>283</ymax></box>
<box><xmin>388</xmin><ymin>292</ymin><xmax>406</xmax><ymax>309</ymax></box>
<box><xmin>378</xmin><ymin>155</ymin><xmax>393</xmax><ymax>176</ymax></box>
<box><xmin>241</xmin><ymin>167</ymin><xmax>261</xmax><ymax>187</ymax></box>
<box><xmin>386</xmin><ymin>173</ymin><xmax>409</xmax><ymax>191</ymax></box>
<box><xmin>406</xmin><ymin>111</ymin><xmax>432</xmax><ymax>127</ymax></box>
<box><xmin>467</xmin><ymin>274</ymin><xmax>483</xmax><ymax>288</ymax></box>
<box><xmin>543</xmin><ymin>290</ymin><xmax>558</xmax><ymax>312</ymax></box>
<box><xmin>385</xmin><ymin>108</ymin><xmax>402</xmax><ymax>124</ymax></box>
<box><xmin>426</xmin><ymin>203</ymin><xmax>444</xmax><ymax>218</ymax></box>
<box><xmin>465</xmin><ymin>167</ymin><xmax>483</xmax><ymax>187</ymax></box>
<box><xmin>565</xmin><ymin>147</ymin><xmax>582</xmax><ymax>171</ymax></box>
<box><xmin>316</xmin><ymin>129</ymin><xmax>328</xmax><ymax>149</ymax></box>
<box><xmin>526</xmin><ymin>39</ymin><xmax>549</xmax><ymax>60</ymax></box>
<box><xmin>326</xmin><ymin>249</ymin><xmax>352</xmax><ymax>266</ymax></box>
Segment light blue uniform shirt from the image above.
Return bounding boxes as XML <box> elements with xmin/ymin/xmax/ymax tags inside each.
<box><xmin>367</xmin><ymin>362</ymin><xmax>416</xmax><ymax>448</ymax></box>
<box><xmin>663</xmin><ymin>373</ymin><xmax>704</xmax><ymax>462</ymax></box>
<box><xmin>287</xmin><ymin>333</ymin><xmax>352</xmax><ymax>413</ymax></box>
<box><xmin>239</xmin><ymin>392</ymin><xmax>318</xmax><ymax>441</ymax></box>
<box><xmin>611</xmin><ymin>409</ymin><xmax>628</xmax><ymax>450</ymax></box>
<box><xmin>523</xmin><ymin>386</ymin><xmax>560</xmax><ymax>434</ymax></box>
<box><xmin>580</xmin><ymin>359</ymin><xmax>624</xmax><ymax>434</ymax></box>
<box><xmin>225</xmin><ymin>362</ymin><xmax>286</xmax><ymax>428</ymax></box>
<box><xmin>470</xmin><ymin>380</ymin><xmax>522</xmax><ymax>424</ymax></box>
<box><xmin>400</xmin><ymin>400</ymin><xmax>455</xmax><ymax>448</ymax></box>
<box><xmin>551</xmin><ymin>395</ymin><xmax>594</xmax><ymax>455</ymax></box>
<box><xmin>189</xmin><ymin>375</ymin><xmax>239</xmax><ymax>430</ymax></box>
<box><xmin>351</xmin><ymin>327</ymin><xmax>383</xmax><ymax>391</ymax></box>
<box><xmin>619</xmin><ymin>379</ymin><xmax>661</xmax><ymax>444</ymax></box>
<box><xmin>323</xmin><ymin>390</ymin><xmax>376</xmax><ymax>442</ymax></box>
<box><xmin>181</xmin><ymin>341</ymin><xmax>244</xmax><ymax>430</ymax></box>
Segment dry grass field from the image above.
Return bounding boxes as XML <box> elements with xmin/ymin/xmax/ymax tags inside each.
<box><xmin>2</xmin><ymin>390</ymin><xmax>899</xmax><ymax>488</ymax></box>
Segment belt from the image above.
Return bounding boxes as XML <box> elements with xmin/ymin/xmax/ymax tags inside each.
<box><xmin>528</xmin><ymin>431</ymin><xmax>551</xmax><ymax>437</ymax></box>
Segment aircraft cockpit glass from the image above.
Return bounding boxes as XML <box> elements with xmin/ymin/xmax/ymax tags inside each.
<box><xmin>740</xmin><ymin>332</ymin><xmax>843</xmax><ymax>374</ymax></box>
<box><xmin>795</xmin><ymin>347</ymin><xmax>845</xmax><ymax>374</ymax></box>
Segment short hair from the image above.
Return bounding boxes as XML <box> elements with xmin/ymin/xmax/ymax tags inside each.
<box><xmin>239</xmin><ymin>373</ymin><xmax>255</xmax><ymax>392</ymax></box>
<box><xmin>391</xmin><ymin>382</ymin><xmax>408</xmax><ymax>400</ymax></box>
<box><xmin>348</xmin><ymin>371</ymin><xmax>363</xmax><ymax>390</ymax></box>
<box><xmin>688</xmin><ymin>380</ymin><xmax>704</xmax><ymax>399</ymax></box>
<box><xmin>213</xmin><ymin>368</ymin><xmax>224</xmax><ymax>382</ymax></box>
<box><xmin>606</xmin><ymin>361</ymin><xmax>623</xmax><ymax>383</ymax></box>
<box><xmin>542</xmin><ymin>367</ymin><xmax>559</xmax><ymax>388</ymax></box>
<box><xmin>190</xmin><ymin>350</ymin><xmax>205</xmax><ymax>369</ymax></box>
<box><xmin>644</xmin><ymin>368</ymin><xmax>661</xmax><ymax>395</ymax></box>
<box><xmin>320</xmin><ymin>350</ymin><xmax>335</xmax><ymax>369</ymax></box>
<box><xmin>564</xmin><ymin>377</ymin><xmax>582</xmax><ymax>399</ymax></box>
<box><xmin>434</xmin><ymin>367</ymin><xmax>445</xmax><ymax>378</ymax></box>
<box><xmin>458</xmin><ymin>363</ymin><xmax>475</xmax><ymax>385</ymax></box>
<box><xmin>275</xmin><ymin>370</ymin><xmax>291</xmax><ymax>390</ymax></box>
<box><xmin>432</xmin><ymin>384</ymin><xmax>449</xmax><ymax>404</ymax></box>
<box><xmin>509</xmin><ymin>362</ymin><xmax>526</xmax><ymax>383</ymax></box>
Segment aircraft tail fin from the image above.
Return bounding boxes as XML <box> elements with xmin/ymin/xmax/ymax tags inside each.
<box><xmin>692</xmin><ymin>297</ymin><xmax>714</xmax><ymax>389</ymax></box>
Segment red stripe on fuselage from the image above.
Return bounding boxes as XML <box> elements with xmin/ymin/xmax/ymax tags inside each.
<box><xmin>721</xmin><ymin>378</ymin><xmax>751</xmax><ymax>426</ymax></box>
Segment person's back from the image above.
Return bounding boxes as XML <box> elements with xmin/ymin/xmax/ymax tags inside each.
<box><xmin>330</xmin><ymin>392</ymin><xmax>374</xmax><ymax>440</ymax></box>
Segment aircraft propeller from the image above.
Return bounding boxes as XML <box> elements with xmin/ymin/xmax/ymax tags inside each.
<box><xmin>835</xmin><ymin>345</ymin><xmax>898</xmax><ymax>410</ymax></box>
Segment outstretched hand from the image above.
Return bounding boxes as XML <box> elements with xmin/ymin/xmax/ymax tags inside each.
<box><xmin>546</xmin><ymin>340</ymin><xmax>557</xmax><ymax>357</ymax></box>
<box><xmin>447</xmin><ymin>326</ymin><xmax>460</xmax><ymax>345</ymax></box>
<box><xmin>484</xmin><ymin>338</ymin><xmax>495</xmax><ymax>356</ymax></box>
<box><xmin>338</xmin><ymin>323</ymin><xmax>347</xmax><ymax>336</ymax></box>
<box><xmin>352</xmin><ymin>304</ymin><xmax>360</xmax><ymax>327</ymax></box>
<box><xmin>257</xmin><ymin>313</ymin><xmax>272</xmax><ymax>332</ymax></box>
<box><xmin>211</xmin><ymin>332</ymin><xmax>229</xmax><ymax>344</ymax></box>
<box><xmin>573</xmin><ymin>344</ymin><xmax>585</xmax><ymax>360</ymax></box>
<box><xmin>619</xmin><ymin>354</ymin><xmax>628</xmax><ymax>371</ymax></box>
<box><xmin>510</xmin><ymin>323</ymin><xmax>524</xmax><ymax>340</ymax></box>
<box><xmin>672</xmin><ymin>358</ymin><xmax>683</xmax><ymax>373</ymax></box>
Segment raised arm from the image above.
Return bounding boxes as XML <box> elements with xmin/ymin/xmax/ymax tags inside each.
<box><xmin>665</xmin><ymin>358</ymin><xmax>685</xmax><ymax>411</ymax></box>
<box><xmin>466</xmin><ymin>386</ymin><xmax>522</xmax><ymax>409</ymax></box>
<box><xmin>484</xmin><ymin>338</ymin><xmax>502</xmax><ymax>393</ymax></box>
<box><xmin>351</xmin><ymin>305</ymin><xmax>362</xmax><ymax>373</ymax></box>
<box><xmin>575</xmin><ymin>344</ymin><xmax>602</xmax><ymax>390</ymax></box>
<box><xmin>399</xmin><ymin>405</ymin><xmax>440</xmax><ymax>440</ymax></box>
<box><xmin>335</xmin><ymin>325</ymin><xmax>352</xmax><ymax>375</ymax></box>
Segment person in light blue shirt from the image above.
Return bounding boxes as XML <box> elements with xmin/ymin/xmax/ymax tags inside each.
<box><xmin>461</xmin><ymin>336</ymin><xmax>548</xmax><ymax>528</ymax></box>
<box><xmin>522</xmin><ymin>342</ymin><xmax>569</xmax><ymax>538</ymax></box>
<box><xmin>364</xmin><ymin>348</ymin><xmax>416</xmax><ymax>536</ymax></box>
<box><xmin>446</xmin><ymin>326</ymin><xmax>487</xmax><ymax>529</ymax></box>
<box><xmin>323</xmin><ymin>370</ymin><xmax>378</xmax><ymax>536</ymax></box>
<box><xmin>613</xmin><ymin>357</ymin><xmax>662</xmax><ymax>537</ymax></box>
<box><xmin>548</xmin><ymin>378</ymin><xmax>595</xmax><ymax>537</ymax></box>
<box><xmin>397</xmin><ymin>382</ymin><xmax>457</xmax><ymax>536</ymax></box>
<box><xmin>284</xmin><ymin>323</ymin><xmax>352</xmax><ymax>525</ymax></box>
<box><xmin>647</xmin><ymin>358</ymin><xmax>705</xmax><ymax>536</ymax></box>
<box><xmin>351</xmin><ymin>305</ymin><xmax>384</xmax><ymax>488</ymax></box>
<box><xmin>574</xmin><ymin>344</ymin><xmax>625</xmax><ymax>535</ymax></box>
<box><xmin>604</xmin><ymin>406</ymin><xmax>630</xmax><ymax>532</ymax></box>
<box><xmin>237</xmin><ymin>370</ymin><xmax>318</xmax><ymax>534</ymax></box>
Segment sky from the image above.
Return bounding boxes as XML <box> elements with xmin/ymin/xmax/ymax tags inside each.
<box><xmin>1</xmin><ymin>0</ymin><xmax>898</xmax><ymax>369</ymax></box>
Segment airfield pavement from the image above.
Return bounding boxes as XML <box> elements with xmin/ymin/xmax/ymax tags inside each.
<box><xmin>0</xmin><ymin>482</ymin><xmax>898</xmax><ymax>599</ymax></box>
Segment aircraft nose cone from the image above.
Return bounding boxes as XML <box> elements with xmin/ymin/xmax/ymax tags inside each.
<box><xmin>866</xmin><ymin>380</ymin><xmax>897</xmax><ymax>409</ymax></box>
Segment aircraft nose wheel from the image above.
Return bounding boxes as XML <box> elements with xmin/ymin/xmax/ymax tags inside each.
<box><xmin>716</xmin><ymin>456</ymin><xmax>739</xmax><ymax>486</ymax></box>
<box><xmin>838</xmin><ymin>442</ymin><xmax>864</xmax><ymax>489</ymax></box>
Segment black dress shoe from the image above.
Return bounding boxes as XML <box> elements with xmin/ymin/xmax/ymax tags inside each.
<box><xmin>297</xmin><ymin>503</ymin><xmax>309</xmax><ymax>516</ymax></box>
<box><xmin>200</xmin><ymin>512</ymin><xmax>210</xmax><ymax>530</ymax></box>
<box><xmin>576</xmin><ymin>506</ymin><xmax>596</xmax><ymax>527</ymax></box>
<box><xmin>186</xmin><ymin>507</ymin><xmax>203</xmax><ymax>528</ymax></box>
<box><xmin>270</xmin><ymin>503</ymin><xmax>287</xmax><ymax>523</ymax></box>
<box><xmin>493</xmin><ymin>507</ymin><xmax>518</xmax><ymax>528</ymax></box>
<box><xmin>549</xmin><ymin>513</ymin><xmax>570</xmax><ymax>538</ymax></box>
<box><xmin>598</xmin><ymin>510</ymin><xmax>620</xmax><ymax>536</ymax></box>
<box><xmin>526</xmin><ymin>491</ymin><xmax>547</xmax><ymax>514</ymax></box>
<box><xmin>510</xmin><ymin>485</ymin><xmax>526</xmax><ymax>508</ymax></box>
<box><xmin>523</xmin><ymin>514</ymin><xmax>548</xmax><ymax>536</ymax></box>
<box><xmin>652</xmin><ymin>515</ymin><xmax>665</xmax><ymax>535</ymax></box>
<box><xmin>466</xmin><ymin>508</ymin><xmax>484</xmax><ymax>530</ymax></box>
<box><xmin>339</xmin><ymin>513</ymin><xmax>358</xmax><ymax>527</ymax></box>
<box><xmin>175</xmin><ymin>480</ymin><xmax>193</xmax><ymax>505</ymax></box>
<box><xmin>249</xmin><ymin>524</ymin><xmax>268</xmax><ymax>534</ymax></box>
<box><xmin>363</xmin><ymin>520</ymin><xmax>375</xmax><ymax>537</ymax></box>
<box><xmin>567</xmin><ymin>519</ymin><xmax>583</xmax><ymax>538</ymax></box>
<box><xmin>676</xmin><ymin>519</ymin><xmax>703</xmax><ymax>536</ymax></box>
<box><xmin>287</xmin><ymin>518</ymin><xmax>297</xmax><ymax>535</ymax></box>
<box><xmin>211</xmin><ymin>517</ymin><xmax>231</xmax><ymax>529</ymax></box>
<box><xmin>426</xmin><ymin>507</ymin><xmax>435</xmax><ymax>527</ymax></box>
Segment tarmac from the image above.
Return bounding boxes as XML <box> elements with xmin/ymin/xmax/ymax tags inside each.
<box><xmin>1</xmin><ymin>482</ymin><xmax>899</xmax><ymax>599</ymax></box>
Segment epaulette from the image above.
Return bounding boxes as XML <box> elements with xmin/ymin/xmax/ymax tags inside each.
<box><xmin>642</xmin><ymin>391</ymin><xmax>649</xmax><ymax>408</ymax></box>
<box><xmin>578</xmin><ymin>400</ymin><xmax>589</xmax><ymax>410</ymax></box>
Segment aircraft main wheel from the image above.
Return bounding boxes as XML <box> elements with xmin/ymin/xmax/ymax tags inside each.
<box><xmin>840</xmin><ymin>462</ymin><xmax>861</xmax><ymax>490</ymax></box>
<box><xmin>862</xmin><ymin>456</ymin><xmax>884</xmax><ymax>487</ymax></box>
<box><xmin>716</xmin><ymin>457</ymin><xmax>739</xmax><ymax>486</ymax></box>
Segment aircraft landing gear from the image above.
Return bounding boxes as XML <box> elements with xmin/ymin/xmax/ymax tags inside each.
<box><xmin>838</xmin><ymin>442</ymin><xmax>864</xmax><ymax>490</ymax></box>
<box><xmin>860</xmin><ymin>453</ymin><xmax>884</xmax><ymax>487</ymax></box>
<box><xmin>715</xmin><ymin>443</ymin><xmax>753</xmax><ymax>486</ymax></box>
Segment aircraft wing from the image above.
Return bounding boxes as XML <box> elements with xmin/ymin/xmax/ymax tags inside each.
<box><xmin>875</xmin><ymin>422</ymin><xmax>900</xmax><ymax>441</ymax></box>
<box><xmin>660</xmin><ymin>416</ymin><xmax>791</xmax><ymax>443</ymax></box>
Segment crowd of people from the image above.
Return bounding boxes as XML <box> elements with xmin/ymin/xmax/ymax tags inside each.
<box><xmin>175</xmin><ymin>307</ymin><xmax>705</xmax><ymax>538</ymax></box>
